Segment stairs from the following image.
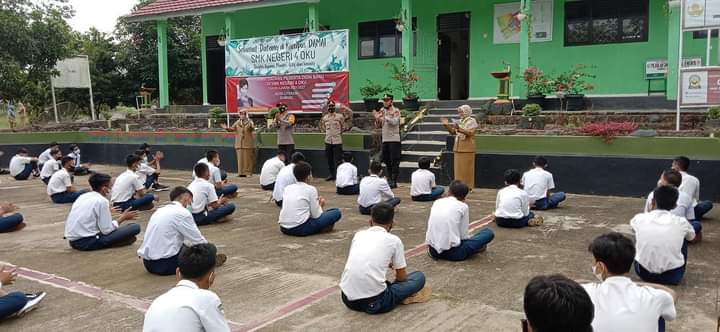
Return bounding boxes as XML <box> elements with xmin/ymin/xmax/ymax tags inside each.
<box><xmin>398</xmin><ymin>107</ymin><xmax>459</xmax><ymax>182</ymax></box>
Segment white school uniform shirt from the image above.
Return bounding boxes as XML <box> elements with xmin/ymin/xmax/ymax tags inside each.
<box><xmin>339</xmin><ymin>226</ymin><xmax>407</xmax><ymax>300</ymax></box>
<box><xmin>278</xmin><ymin>182</ymin><xmax>323</xmax><ymax>229</ymax></box>
<box><xmin>631</xmin><ymin>210</ymin><xmax>695</xmax><ymax>274</ymax></box>
<box><xmin>137</xmin><ymin>201</ymin><xmax>207</xmax><ymax>261</ymax></box>
<box><xmin>272</xmin><ymin>164</ymin><xmax>296</xmax><ymax>202</ymax></box>
<box><xmin>68</xmin><ymin>151</ymin><xmax>81</xmax><ymax>166</ymax></box>
<box><xmin>582</xmin><ymin>276</ymin><xmax>676</xmax><ymax>332</ymax></box>
<box><xmin>143</xmin><ymin>279</ymin><xmax>230</xmax><ymax>332</ymax></box>
<box><xmin>193</xmin><ymin>158</ymin><xmax>222</xmax><ymax>183</ymax></box>
<box><xmin>40</xmin><ymin>158</ymin><xmax>60</xmax><ymax>179</ymax></box>
<box><xmin>678</xmin><ymin>171</ymin><xmax>700</xmax><ymax>205</ymax></box>
<box><xmin>9</xmin><ymin>155</ymin><xmax>32</xmax><ymax>176</ymax></box>
<box><xmin>521</xmin><ymin>167</ymin><xmax>555</xmax><ymax>202</ymax></box>
<box><xmin>111</xmin><ymin>169</ymin><xmax>143</xmax><ymax>203</ymax></box>
<box><xmin>47</xmin><ymin>168</ymin><xmax>72</xmax><ymax>196</ymax></box>
<box><xmin>260</xmin><ymin>156</ymin><xmax>285</xmax><ymax>186</ymax></box>
<box><xmin>410</xmin><ymin>169</ymin><xmax>435</xmax><ymax>196</ymax></box>
<box><xmin>335</xmin><ymin>162</ymin><xmax>358</xmax><ymax>188</ymax></box>
<box><xmin>38</xmin><ymin>148</ymin><xmax>53</xmax><ymax>164</ymax></box>
<box><xmin>357</xmin><ymin>175</ymin><xmax>394</xmax><ymax>207</ymax></box>
<box><xmin>64</xmin><ymin>191</ymin><xmax>119</xmax><ymax>241</ymax></box>
<box><xmin>494</xmin><ymin>185</ymin><xmax>530</xmax><ymax>219</ymax></box>
<box><xmin>188</xmin><ymin>178</ymin><xmax>218</xmax><ymax>214</ymax></box>
<box><xmin>644</xmin><ymin>190</ymin><xmax>695</xmax><ymax>221</ymax></box>
<box><xmin>137</xmin><ymin>162</ymin><xmax>156</xmax><ymax>185</ymax></box>
<box><xmin>425</xmin><ymin>197</ymin><xmax>470</xmax><ymax>253</ymax></box>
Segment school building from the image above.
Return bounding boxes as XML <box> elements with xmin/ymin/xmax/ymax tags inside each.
<box><xmin>126</xmin><ymin>0</ymin><xmax>703</xmax><ymax>108</ymax></box>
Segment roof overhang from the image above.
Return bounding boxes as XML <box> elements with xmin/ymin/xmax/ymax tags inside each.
<box><xmin>123</xmin><ymin>0</ymin><xmax>318</xmax><ymax>23</ymax></box>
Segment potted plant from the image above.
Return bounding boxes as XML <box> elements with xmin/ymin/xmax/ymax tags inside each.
<box><xmin>359</xmin><ymin>79</ymin><xmax>390</xmax><ymax>112</ymax></box>
<box><xmin>706</xmin><ymin>106</ymin><xmax>720</xmax><ymax>129</ymax></box>
<box><xmin>386</xmin><ymin>62</ymin><xmax>421</xmax><ymax>111</ymax></box>
<box><xmin>518</xmin><ymin>103</ymin><xmax>545</xmax><ymax>130</ymax></box>
<box><xmin>400</xmin><ymin>109</ymin><xmax>412</xmax><ymax>126</ymax></box>
<box><xmin>523</xmin><ymin>67</ymin><xmax>552</xmax><ymax>108</ymax></box>
<box><xmin>208</xmin><ymin>106</ymin><xmax>224</xmax><ymax>128</ymax></box>
<box><xmin>555</xmin><ymin>64</ymin><xmax>595</xmax><ymax>111</ymax></box>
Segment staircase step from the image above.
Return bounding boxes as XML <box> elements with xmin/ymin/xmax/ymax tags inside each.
<box><xmin>399</xmin><ymin>161</ymin><xmax>440</xmax><ymax>169</ymax></box>
<box><xmin>402</xmin><ymin>140</ymin><xmax>446</xmax><ymax>145</ymax></box>
<box><xmin>404</xmin><ymin>131</ymin><xmax>450</xmax><ymax>141</ymax></box>
<box><xmin>402</xmin><ymin>150</ymin><xmax>441</xmax><ymax>156</ymax></box>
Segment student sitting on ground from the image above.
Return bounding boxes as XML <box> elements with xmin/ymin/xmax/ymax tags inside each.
<box><xmin>194</xmin><ymin>151</ymin><xmax>238</xmax><ymax>198</ymax></box>
<box><xmin>47</xmin><ymin>156</ymin><xmax>88</xmax><ymax>204</ymax></box>
<box><xmin>645</xmin><ymin>169</ymin><xmax>700</xmax><ymax>241</ymax></box>
<box><xmin>426</xmin><ymin>180</ymin><xmax>495</xmax><ymax>261</ymax></box>
<box><xmin>137</xmin><ymin>187</ymin><xmax>226</xmax><ymax>276</ymax></box>
<box><xmin>523</xmin><ymin>274</ymin><xmax>594</xmax><ymax>332</ymax></box>
<box><xmin>64</xmin><ymin>173</ymin><xmax>141</xmax><ymax>251</ymax></box>
<box><xmin>632</xmin><ymin>185</ymin><xmax>695</xmax><ymax>286</ymax></box>
<box><xmin>138</xmin><ymin>143</ymin><xmax>169</xmax><ymax>190</ymax></box>
<box><xmin>279</xmin><ymin>161</ymin><xmax>342</xmax><ymax>236</ymax></box>
<box><xmin>188</xmin><ymin>163</ymin><xmax>236</xmax><ymax>226</ymax></box>
<box><xmin>582</xmin><ymin>232</ymin><xmax>677</xmax><ymax>332</ymax></box>
<box><xmin>357</xmin><ymin>161</ymin><xmax>401</xmax><ymax>215</ymax></box>
<box><xmin>111</xmin><ymin>155</ymin><xmax>156</xmax><ymax>212</ymax></box>
<box><xmin>522</xmin><ymin>156</ymin><xmax>566</xmax><ymax>210</ymax></box>
<box><xmin>336</xmin><ymin>152</ymin><xmax>359</xmax><ymax>195</ymax></box>
<box><xmin>494</xmin><ymin>169</ymin><xmax>544</xmax><ymax>228</ymax></box>
<box><xmin>410</xmin><ymin>156</ymin><xmax>444</xmax><ymax>202</ymax></box>
<box><xmin>67</xmin><ymin>144</ymin><xmax>91</xmax><ymax>175</ymax></box>
<box><xmin>143</xmin><ymin>243</ymin><xmax>230</xmax><ymax>332</ymax></box>
<box><xmin>272</xmin><ymin>152</ymin><xmax>305</xmax><ymax>207</ymax></box>
<box><xmin>37</xmin><ymin>141</ymin><xmax>59</xmax><ymax>170</ymax></box>
<box><xmin>135</xmin><ymin>150</ymin><xmax>168</xmax><ymax>192</ymax></box>
<box><xmin>0</xmin><ymin>203</ymin><xmax>25</xmax><ymax>233</ymax></box>
<box><xmin>340</xmin><ymin>202</ymin><xmax>429</xmax><ymax>314</ymax></box>
<box><xmin>0</xmin><ymin>265</ymin><xmax>46</xmax><ymax>320</ymax></box>
<box><xmin>670</xmin><ymin>156</ymin><xmax>713</xmax><ymax>220</ymax></box>
<box><xmin>9</xmin><ymin>148</ymin><xmax>39</xmax><ymax>180</ymax></box>
<box><xmin>39</xmin><ymin>148</ymin><xmax>62</xmax><ymax>185</ymax></box>
<box><xmin>194</xmin><ymin>150</ymin><xmax>229</xmax><ymax>182</ymax></box>
<box><xmin>259</xmin><ymin>150</ymin><xmax>288</xmax><ymax>191</ymax></box>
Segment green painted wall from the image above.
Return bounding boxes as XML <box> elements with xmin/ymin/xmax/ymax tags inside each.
<box><xmin>201</xmin><ymin>0</ymin><xmax>707</xmax><ymax>101</ymax></box>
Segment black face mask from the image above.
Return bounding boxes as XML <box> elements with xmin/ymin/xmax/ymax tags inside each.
<box><xmin>328</xmin><ymin>107</ymin><xmax>336</xmax><ymax>113</ymax></box>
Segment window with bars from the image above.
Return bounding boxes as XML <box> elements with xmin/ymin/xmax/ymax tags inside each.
<box><xmin>358</xmin><ymin>18</ymin><xmax>416</xmax><ymax>59</ymax></box>
<box><xmin>564</xmin><ymin>0</ymin><xmax>649</xmax><ymax>46</ymax></box>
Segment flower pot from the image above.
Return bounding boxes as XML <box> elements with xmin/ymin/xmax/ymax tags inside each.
<box><xmin>266</xmin><ymin>118</ymin><xmax>273</xmax><ymax>128</ymax></box>
<box><xmin>526</xmin><ymin>95</ymin><xmax>547</xmax><ymax>109</ymax></box>
<box><xmin>565</xmin><ymin>94</ymin><xmax>586</xmax><ymax>111</ymax></box>
<box><xmin>517</xmin><ymin>116</ymin><xmax>546</xmax><ymax>130</ymax></box>
<box><xmin>402</xmin><ymin>96</ymin><xmax>420</xmax><ymax>111</ymax></box>
<box><xmin>363</xmin><ymin>98</ymin><xmax>379</xmax><ymax>112</ymax></box>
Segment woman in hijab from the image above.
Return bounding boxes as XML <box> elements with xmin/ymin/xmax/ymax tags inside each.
<box><xmin>222</xmin><ymin>109</ymin><xmax>256</xmax><ymax>177</ymax></box>
<box><xmin>441</xmin><ymin>104</ymin><xmax>478</xmax><ymax>187</ymax></box>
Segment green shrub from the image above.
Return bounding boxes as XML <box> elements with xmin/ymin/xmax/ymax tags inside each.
<box><xmin>522</xmin><ymin>103</ymin><xmax>542</xmax><ymax>117</ymax></box>
<box><xmin>708</xmin><ymin>106</ymin><xmax>720</xmax><ymax>120</ymax></box>
<box><xmin>115</xmin><ymin>105</ymin><xmax>138</xmax><ymax>118</ymax></box>
<box><xmin>209</xmin><ymin>107</ymin><xmax>224</xmax><ymax>121</ymax></box>
<box><xmin>359</xmin><ymin>79</ymin><xmax>391</xmax><ymax>98</ymax></box>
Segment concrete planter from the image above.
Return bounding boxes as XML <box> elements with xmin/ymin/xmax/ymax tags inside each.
<box><xmin>566</xmin><ymin>94</ymin><xmax>586</xmax><ymax>111</ymax></box>
<box><xmin>363</xmin><ymin>98</ymin><xmax>379</xmax><ymax>112</ymax></box>
<box><xmin>705</xmin><ymin>119</ymin><xmax>720</xmax><ymax>129</ymax></box>
<box><xmin>402</xmin><ymin>96</ymin><xmax>421</xmax><ymax>111</ymax></box>
<box><xmin>517</xmin><ymin>116</ymin><xmax>546</xmax><ymax>130</ymax></box>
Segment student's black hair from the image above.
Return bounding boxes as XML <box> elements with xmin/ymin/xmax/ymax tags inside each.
<box><xmin>50</xmin><ymin>147</ymin><xmax>62</xmax><ymax>156</ymax></box>
<box><xmin>178</xmin><ymin>243</ymin><xmax>217</xmax><ymax>280</ymax></box>
<box><xmin>290</xmin><ymin>151</ymin><xmax>305</xmax><ymax>164</ymax></box>
<box><xmin>49</xmin><ymin>141</ymin><xmax>59</xmax><ymax>147</ymax></box>
<box><xmin>134</xmin><ymin>149</ymin><xmax>147</xmax><ymax>157</ymax></box>
<box><xmin>277</xmin><ymin>150</ymin><xmax>288</xmax><ymax>159</ymax></box>
<box><xmin>418</xmin><ymin>156</ymin><xmax>432</xmax><ymax>170</ymax></box>
<box><xmin>534</xmin><ymin>156</ymin><xmax>548</xmax><ymax>167</ymax></box>
<box><xmin>194</xmin><ymin>162</ymin><xmax>210</xmax><ymax>178</ymax></box>
<box><xmin>126</xmin><ymin>154</ymin><xmax>142</xmax><ymax>168</ymax></box>
<box><xmin>293</xmin><ymin>161</ymin><xmax>312</xmax><ymax>182</ymax></box>
<box><xmin>170</xmin><ymin>186</ymin><xmax>193</xmax><ymax>201</ymax></box>
<box><xmin>369</xmin><ymin>160</ymin><xmax>383</xmax><ymax>175</ymax></box>
<box><xmin>69</xmin><ymin>143</ymin><xmax>79</xmax><ymax>151</ymax></box>
<box><xmin>206</xmin><ymin>150</ymin><xmax>219</xmax><ymax>162</ymax></box>
<box><xmin>17</xmin><ymin>148</ymin><xmax>28</xmax><ymax>154</ymax></box>
<box><xmin>370</xmin><ymin>202</ymin><xmax>395</xmax><ymax>225</ymax></box>
<box><xmin>588</xmin><ymin>232</ymin><xmax>635</xmax><ymax>275</ymax></box>
<box><xmin>673</xmin><ymin>156</ymin><xmax>690</xmax><ymax>171</ymax></box>
<box><xmin>504</xmin><ymin>169</ymin><xmax>522</xmax><ymax>185</ymax></box>
<box><xmin>449</xmin><ymin>180</ymin><xmax>469</xmax><ymax>201</ymax></box>
<box><xmin>662</xmin><ymin>169</ymin><xmax>682</xmax><ymax>187</ymax></box>
<box><xmin>88</xmin><ymin>173</ymin><xmax>112</xmax><ymax>192</ymax></box>
<box><xmin>60</xmin><ymin>156</ymin><xmax>74</xmax><ymax>167</ymax></box>
<box><xmin>342</xmin><ymin>152</ymin><xmax>354</xmax><ymax>163</ymax></box>
<box><xmin>653</xmin><ymin>185</ymin><xmax>678</xmax><ymax>211</ymax></box>
<box><xmin>139</xmin><ymin>143</ymin><xmax>150</xmax><ymax>150</ymax></box>
<box><xmin>523</xmin><ymin>274</ymin><xmax>594</xmax><ymax>332</ymax></box>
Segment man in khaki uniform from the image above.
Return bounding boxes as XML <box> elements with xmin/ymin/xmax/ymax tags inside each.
<box><xmin>374</xmin><ymin>94</ymin><xmax>401</xmax><ymax>188</ymax></box>
<box><xmin>222</xmin><ymin>109</ymin><xmax>255</xmax><ymax>177</ymax></box>
<box><xmin>320</xmin><ymin>100</ymin><xmax>352</xmax><ymax>181</ymax></box>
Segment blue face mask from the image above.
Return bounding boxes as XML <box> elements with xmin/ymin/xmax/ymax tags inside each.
<box><xmin>187</xmin><ymin>204</ymin><xmax>193</xmax><ymax>214</ymax></box>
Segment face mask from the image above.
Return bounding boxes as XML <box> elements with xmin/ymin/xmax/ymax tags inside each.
<box><xmin>187</xmin><ymin>204</ymin><xmax>193</xmax><ymax>214</ymax></box>
<box><xmin>74</xmin><ymin>149</ymin><xmax>80</xmax><ymax>154</ymax></box>
<box><xmin>591</xmin><ymin>264</ymin><xmax>603</xmax><ymax>282</ymax></box>
<box><xmin>328</xmin><ymin>107</ymin><xmax>336</xmax><ymax>113</ymax></box>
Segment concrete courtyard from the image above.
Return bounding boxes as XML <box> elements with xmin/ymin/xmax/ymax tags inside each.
<box><xmin>0</xmin><ymin>165</ymin><xmax>717</xmax><ymax>331</ymax></box>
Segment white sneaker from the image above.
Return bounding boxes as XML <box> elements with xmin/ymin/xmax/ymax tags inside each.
<box><xmin>16</xmin><ymin>292</ymin><xmax>46</xmax><ymax>317</ymax></box>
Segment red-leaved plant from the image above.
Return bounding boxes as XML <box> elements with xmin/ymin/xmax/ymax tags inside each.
<box><xmin>579</xmin><ymin>122</ymin><xmax>639</xmax><ymax>144</ymax></box>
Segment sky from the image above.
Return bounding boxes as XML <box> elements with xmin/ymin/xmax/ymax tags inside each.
<box><xmin>66</xmin><ymin>0</ymin><xmax>138</xmax><ymax>34</ymax></box>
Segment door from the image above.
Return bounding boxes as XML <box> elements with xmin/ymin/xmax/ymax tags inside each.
<box><xmin>437</xmin><ymin>12</ymin><xmax>470</xmax><ymax>100</ymax></box>
<box><xmin>206</xmin><ymin>36</ymin><xmax>226</xmax><ymax>105</ymax></box>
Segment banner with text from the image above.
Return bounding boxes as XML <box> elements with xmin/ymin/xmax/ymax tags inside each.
<box><xmin>679</xmin><ymin>67</ymin><xmax>720</xmax><ymax>106</ymax></box>
<box><xmin>225</xmin><ymin>30</ymin><xmax>349</xmax><ymax>77</ymax></box>
<box><xmin>225</xmin><ymin>72</ymin><xmax>349</xmax><ymax>113</ymax></box>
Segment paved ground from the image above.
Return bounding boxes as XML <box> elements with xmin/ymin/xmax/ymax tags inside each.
<box><xmin>0</xmin><ymin>165</ymin><xmax>717</xmax><ymax>332</ymax></box>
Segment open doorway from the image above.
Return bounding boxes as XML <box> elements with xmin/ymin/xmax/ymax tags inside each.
<box><xmin>437</xmin><ymin>12</ymin><xmax>470</xmax><ymax>100</ymax></box>
<box><xmin>206</xmin><ymin>36</ymin><xmax>225</xmax><ymax>105</ymax></box>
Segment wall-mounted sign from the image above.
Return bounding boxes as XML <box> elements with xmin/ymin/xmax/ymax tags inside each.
<box><xmin>493</xmin><ymin>0</ymin><xmax>553</xmax><ymax>44</ymax></box>
<box><xmin>645</xmin><ymin>57</ymin><xmax>704</xmax><ymax>79</ymax></box>
<box><xmin>679</xmin><ymin>67</ymin><xmax>720</xmax><ymax>106</ymax></box>
<box><xmin>683</xmin><ymin>0</ymin><xmax>720</xmax><ymax>29</ymax></box>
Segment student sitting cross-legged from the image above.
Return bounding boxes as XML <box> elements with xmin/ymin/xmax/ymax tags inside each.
<box><xmin>410</xmin><ymin>157</ymin><xmax>444</xmax><ymax>202</ymax></box>
<box><xmin>340</xmin><ymin>203</ymin><xmax>429</xmax><ymax>314</ymax></box>
<box><xmin>111</xmin><ymin>155</ymin><xmax>156</xmax><ymax>212</ymax></box>
<box><xmin>494</xmin><ymin>169</ymin><xmax>544</xmax><ymax>228</ymax></box>
<box><xmin>272</xmin><ymin>152</ymin><xmax>305</xmax><ymax>207</ymax></box>
<box><xmin>669</xmin><ymin>156</ymin><xmax>713</xmax><ymax>220</ymax></box>
<box><xmin>259</xmin><ymin>150</ymin><xmax>288</xmax><ymax>191</ymax></box>
<box><xmin>645</xmin><ymin>169</ymin><xmax>700</xmax><ymax>242</ymax></box>
<box><xmin>39</xmin><ymin>148</ymin><xmax>62</xmax><ymax>185</ymax></box>
<box><xmin>0</xmin><ymin>202</ymin><xmax>25</xmax><ymax>233</ymax></box>
<box><xmin>357</xmin><ymin>161</ymin><xmax>401</xmax><ymax>215</ymax></box>
<box><xmin>335</xmin><ymin>152</ymin><xmax>359</xmax><ymax>195</ymax></box>
<box><xmin>632</xmin><ymin>185</ymin><xmax>695</xmax><ymax>286</ymax></box>
<box><xmin>522</xmin><ymin>156</ymin><xmax>566</xmax><ymax>210</ymax></box>
<box><xmin>279</xmin><ymin>161</ymin><xmax>342</xmax><ymax>236</ymax></box>
<box><xmin>137</xmin><ymin>187</ymin><xmax>227</xmax><ymax>276</ymax></box>
<box><xmin>37</xmin><ymin>141</ymin><xmax>60</xmax><ymax>171</ymax></box>
<box><xmin>47</xmin><ymin>156</ymin><xmax>88</xmax><ymax>204</ymax></box>
<box><xmin>143</xmin><ymin>243</ymin><xmax>231</xmax><ymax>332</ymax></box>
<box><xmin>188</xmin><ymin>163</ymin><xmax>236</xmax><ymax>226</ymax></box>
<box><xmin>194</xmin><ymin>151</ymin><xmax>237</xmax><ymax>198</ymax></box>
<box><xmin>64</xmin><ymin>173</ymin><xmax>141</xmax><ymax>251</ymax></box>
<box><xmin>582</xmin><ymin>232</ymin><xmax>678</xmax><ymax>332</ymax></box>
<box><xmin>8</xmin><ymin>148</ymin><xmax>39</xmax><ymax>180</ymax></box>
<box><xmin>67</xmin><ymin>144</ymin><xmax>91</xmax><ymax>176</ymax></box>
<box><xmin>426</xmin><ymin>180</ymin><xmax>495</xmax><ymax>261</ymax></box>
<box><xmin>135</xmin><ymin>150</ymin><xmax>168</xmax><ymax>192</ymax></box>
<box><xmin>0</xmin><ymin>265</ymin><xmax>47</xmax><ymax>321</ymax></box>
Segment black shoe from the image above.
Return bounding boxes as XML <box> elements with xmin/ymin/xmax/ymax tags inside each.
<box><xmin>325</xmin><ymin>177</ymin><xmax>336</xmax><ymax>181</ymax></box>
<box><xmin>389</xmin><ymin>181</ymin><xmax>398</xmax><ymax>189</ymax></box>
<box><xmin>152</xmin><ymin>183</ymin><xmax>169</xmax><ymax>192</ymax></box>
<box><xmin>0</xmin><ymin>169</ymin><xmax>9</xmax><ymax>175</ymax></box>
